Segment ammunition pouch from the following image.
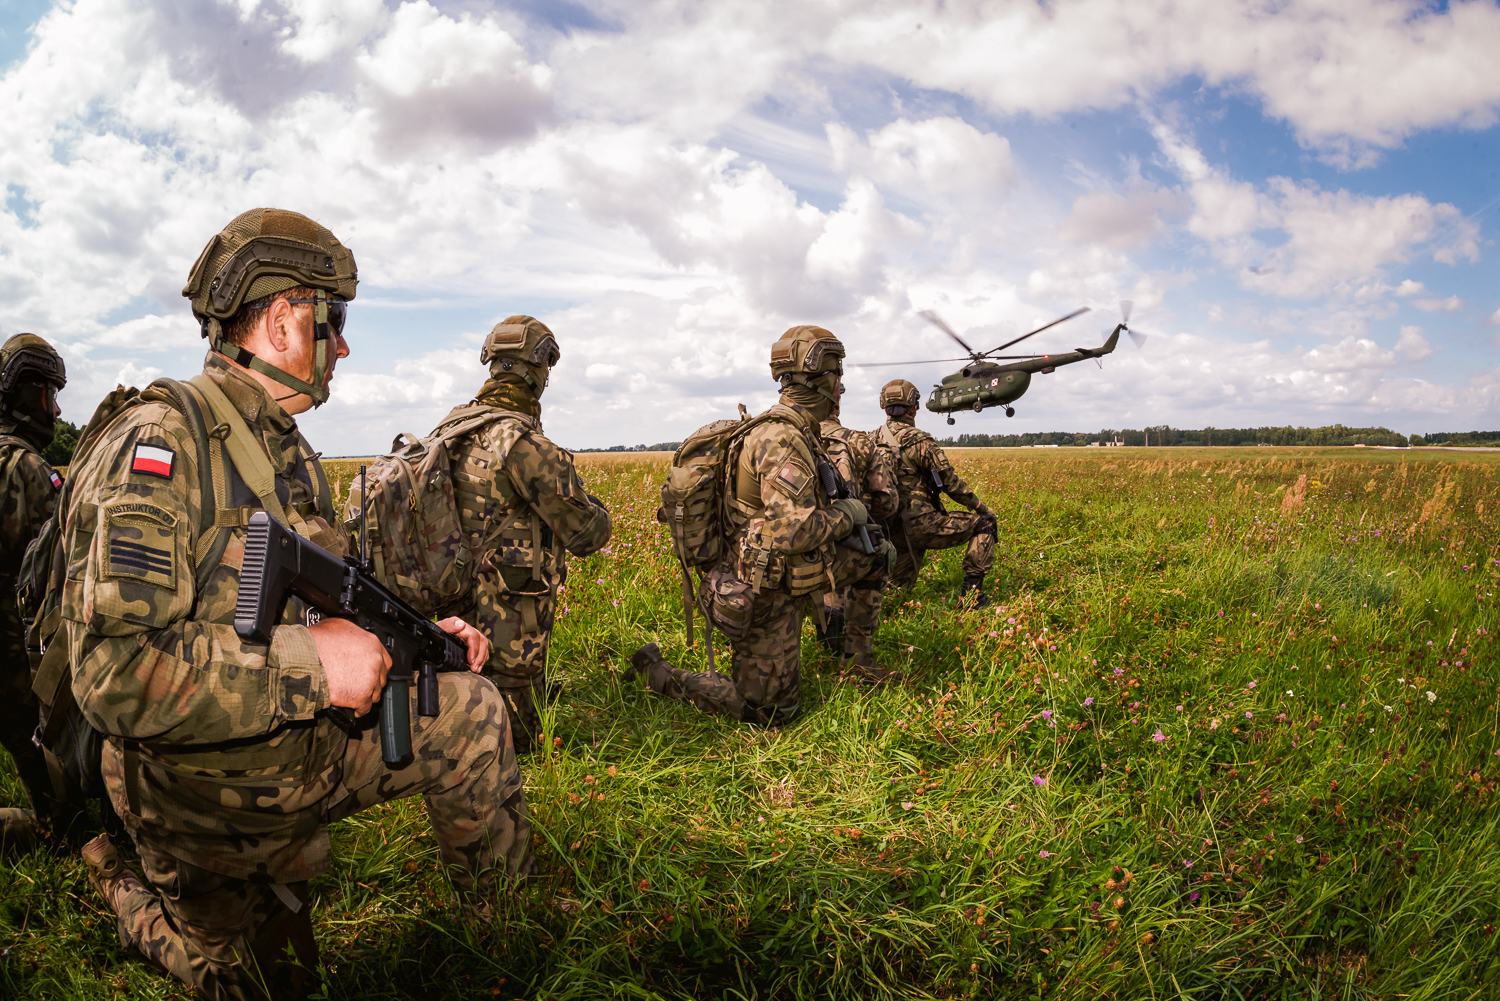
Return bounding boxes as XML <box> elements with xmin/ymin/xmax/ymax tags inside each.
<box><xmin>699</xmin><ymin>564</ymin><xmax>755</xmax><ymax>643</ymax></box>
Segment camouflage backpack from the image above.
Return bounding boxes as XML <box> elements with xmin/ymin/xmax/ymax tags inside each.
<box><xmin>19</xmin><ymin>379</ymin><xmax>228</xmax><ymax>842</ymax></box>
<box><xmin>342</xmin><ymin>404</ymin><xmax>524</xmax><ymax>615</ymax></box>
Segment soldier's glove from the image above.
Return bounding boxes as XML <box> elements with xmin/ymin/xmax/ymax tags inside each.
<box><xmin>976</xmin><ymin>502</ymin><xmax>995</xmax><ymax>518</ymax></box>
<box><xmin>878</xmin><ymin>537</ymin><xmax>897</xmax><ymax>575</ymax></box>
<box><xmin>830</xmin><ymin>498</ymin><xmax>869</xmax><ymax>527</ymax></box>
<box><xmin>588</xmin><ymin>493</ymin><xmax>607</xmax><ymax>510</ymax></box>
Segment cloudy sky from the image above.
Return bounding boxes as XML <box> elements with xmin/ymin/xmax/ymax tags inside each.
<box><xmin>2</xmin><ymin>0</ymin><xmax>1498</xmax><ymax>452</ymax></box>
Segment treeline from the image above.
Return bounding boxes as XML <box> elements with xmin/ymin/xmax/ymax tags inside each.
<box><xmin>938</xmin><ymin>424</ymin><xmax>1414</xmax><ymax>448</ymax></box>
<box><xmin>575</xmin><ymin>442</ymin><xmax>683</xmax><ymax>453</ymax></box>
<box><xmin>1419</xmin><ymin>431</ymin><xmax>1500</xmax><ymax>447</ymax></box>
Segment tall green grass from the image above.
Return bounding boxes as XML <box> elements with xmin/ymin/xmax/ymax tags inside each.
<box><xmin>4</xmin><ymin>448</ymin><xmax>1497</xmax><ymax>998</ymax></box>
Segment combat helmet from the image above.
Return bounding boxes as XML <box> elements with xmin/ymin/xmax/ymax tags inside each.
<box><xmin>770</xmin><ymin>325</ymin><xmax>844</xmax><ymax>403</ymax></box>
<box><xmin>182</xmin><ymin>208</ymin><xmax>358</xmax><ymax>407</ymax></box>
<box><xmin>480</xmin><ymin>315</ymin><xmax>560</xmax><ymax>396</ymax></box>
<box><xmin>880</xmin><ymin>378</ymin><xmax>921</xmax><ymax>412</ymax></box>
<box><xmin>0</xmin><ymin>334</ymin><xmax>66</xmax><ymax>395</ymax></box>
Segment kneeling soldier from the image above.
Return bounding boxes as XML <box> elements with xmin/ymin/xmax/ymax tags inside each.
<box><xmin>70</xmin><ymin>209</ymin><xmax>529</xmax><ymax>1000</ymax></box>
<box><xmin>439</xmin><ymin>316</ymin><xmax>612</xmax><ymax>748</ymax></box>
<box><xmin>877</xmin><ymin>379</ymin><xmax>997</xmax><ymax>605</ymax></box>
<box><xmin>630</xmin><ymin>325</ymin><xmax>896</xmax><ymax>725</ymax></box>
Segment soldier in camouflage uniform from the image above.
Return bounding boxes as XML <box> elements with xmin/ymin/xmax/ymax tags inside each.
<box><xmin>818</xmin><ymin>396</ymin><xmax>900</xmax><ymax>676</ymax></box>
<box><xmin>628</xmin><ymin>326</ymin><xmax>896</xmax><ymax>725</ymax></box>
<box><xmin>70</xmin><ymin>209</ymin><xmax>530</xmax><ymax>1001</ymax></box>
<box><xmin>0</xmin><ymin>334</ymin><xmax>67</xmax><ymax>851</ymax></box>
<box><xmin>437</xmin><ymin>315</ymin><xmax>612</xmax><ymax>750</ymax></box>
<box><xmin>877</xmin><ymin>379</ymin><xmax>997</xmax><ymax>606</ymax></box>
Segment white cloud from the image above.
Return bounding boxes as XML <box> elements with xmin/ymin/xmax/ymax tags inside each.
<box><xmin>1059</xmin><ymin>185</ymin><xmax>1184</xmax><ymax>250</ymax></box>
<box><xmin>828</xmin><ymin>117</ymin><xmax>1015</xmax><ymax>203</ymax></box>
<box><xmin>1395</xmin><ymin>279</ymin><xmax>1426</xmax><ymax>297</ymax></box>
<box><xmin>827</xmin><ymin>0</ymin><xmax>1500</xmax><ymax>157</ymax></box>
<box><xmin>1395</xmin><ymin>325</ymin><xmax>1433</xmax><ymax>361</ymax></box>
<box><xmin>91</xmin><ymin>314</ymin><xmax>200</xmax><ymax>350</ymax></box>
<box><xmin>1412</xmin><ymin>296</ymin><xmax>1465</xmax><ymax>313</ymax></box>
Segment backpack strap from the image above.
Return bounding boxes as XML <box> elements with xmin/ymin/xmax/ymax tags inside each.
<box><xmin>187</xmin><ymin>374</ymin><xmax>298</xmax><ymax>533</ymax></box>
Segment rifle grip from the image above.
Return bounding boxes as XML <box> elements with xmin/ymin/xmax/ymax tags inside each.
<box><xmin>379</xmin><ymin>678</ymin><xmax>413</xmax><ymax>767</ymax></box>
<box><xmin>417</xmin><ymin>664</ymin><xmax>440</xmax><ymax>718</ymax></box>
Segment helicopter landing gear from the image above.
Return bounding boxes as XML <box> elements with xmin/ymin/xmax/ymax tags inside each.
<box><xmin>972</xmin><ymin>400</ymin><xmax>983</xmax><ymax>414</ymax></box>
<box><xmin>946</xmin><ymin>416</ymin><xmax>956</xmax><ymax>425</ymax></box>
<box><xmin>1005</xmin><ymin>406</ymin><xmax>1015</xmax><ymax>418</ymax></box>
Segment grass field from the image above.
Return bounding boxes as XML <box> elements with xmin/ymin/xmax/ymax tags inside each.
<box><xmin>4</xmin><ymin>446</ymin><xmax>1499</xmax><ymax>999</ymax></box>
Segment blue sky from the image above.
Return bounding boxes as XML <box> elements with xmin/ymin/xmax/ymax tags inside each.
<box><xmin>2</xmin><ymin>0</ymin><xmax>1498</xmax><ymax>452</ymax></box>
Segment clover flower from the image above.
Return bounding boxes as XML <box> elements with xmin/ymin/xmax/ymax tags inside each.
<box><xmin>1426</xmin><ymin>691</ymin><xmax>1436</xmax><ymax>703</ymax></box>
<box><xmin>1033</xmin><ymin>775</ymin><xmax>1047</xmax><ymax>787</ymax></box>
<box><xmin>1152</xmin><ymin>729</ymin><xmax>1167</xmax><ymax>743</ymax></box>
<box><xmin>1084</xmin><ymin>697</ymin><xmax>1094</xmax><ymax>706</ymax></box>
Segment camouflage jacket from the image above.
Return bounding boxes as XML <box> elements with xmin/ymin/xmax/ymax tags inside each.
<box><xmin>729</xmin><ymin>401</ymin><xmax>852</xmax><ymax>557</ymax></box>
<box><xmin>1</xmin><ymin>429</ymin><xmax>61</xmax><ymax>664</ymax></box>
<box><xmin>445</xmin><ymin>407</ymin><xmax>611</xmax><ymax>673</ymax></box>
<box><xmin>820</xmin><ymin>418</ymin><xmax>899</xmax><ymax>522</ymax></box>
<box><xmin>61</xmin><ymin>353</ymin><xmax>344</xmax><ymax>882</ymax></box>
<box><xmin>876</xmin><ymin>418</ymin><xmax>983</xmax><ymax>524</ymax></box>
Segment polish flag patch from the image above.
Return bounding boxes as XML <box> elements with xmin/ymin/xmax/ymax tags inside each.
<box><xmin>49</xmin><ymin>470</ymin><xmax>62</xmax><ymax>489</ymax></box>
<box><xmin>131</xmin><ymin>444</ymin><xmax>175</xmax><ymax>479</ymax></box>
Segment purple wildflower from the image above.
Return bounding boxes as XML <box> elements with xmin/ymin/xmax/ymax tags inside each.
<box><xmin>1032</xmin><ymin>775</ymin><xmax>1047</xmax><ymax>787</ymax></box>
<box><xmin>1152</xmin><ymin>729</ymin><xmax>1167</xmax><ymax>743</ymax></box>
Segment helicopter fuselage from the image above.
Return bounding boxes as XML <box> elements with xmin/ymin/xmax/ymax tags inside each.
<box><xmin>925</xmin><ymin>325</ymin><xmax>1123</xmax><ymax>416</ymax></box>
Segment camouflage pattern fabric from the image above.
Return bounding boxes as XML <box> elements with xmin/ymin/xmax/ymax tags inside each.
<box><xmin>106</xmin><ymin>670</ymin><xmax>531</xmax><ymax>1001</ymax></box>
<box><xmin>819</xmin><ymin>417</ymin><xmax>897</xmax><ymax>653</ymax></box>
<box><xmin>647</xmin><ymin>399</ymin><xmax>855</xmax><ymax>724</ymax></box>
<box><xmin>877</xmin><ymin>415</ymin><xmax>994</xmax><ymax>590</ymax></box>
<box><xmin>0</xmin><ymin>429</ymin><xmax>61</xmax><ymax>814</ymax></box>
<box><xmin>442</xmin><ymin>405</ymin><xmax>610</xmax><ymax>744</ymax></box>
<box><xmin>62</xmin><ymin>353</ymin><xmax>531</xmax><ymax>890</ymax></box>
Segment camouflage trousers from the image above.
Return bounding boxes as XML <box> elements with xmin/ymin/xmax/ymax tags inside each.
<box><xmin>466</xmin><ymin>566</ymin><xmax>557</xmax><ymax>748</ymax></box>
<box><xmin>0</xmin><ymin>591</ymin><xmax>48</xmax><ymax>818</ymax></box>
<box><xmin>652</xmin><ymin>586</ymin><xmax>803</xmax><ymax>726</ymax></box>
<box><xmin>109</xmin><ymin>671</ymin><xmax>532</xmax><ymax>1001</ymax></box>
<box><xmin>822</xmin><ymin>547</ymin><xmax>889</xmax><ymax>664</ymax></box>
<box><xmin>887</xmin><ymin>511</ymin><xmax>995</xmax><ymax>591</ymax></box>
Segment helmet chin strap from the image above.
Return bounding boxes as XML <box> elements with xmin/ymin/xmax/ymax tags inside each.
<box><xmin>205</xmin><ymin>290</ymin><xmax>332</xmax><ymax>407</ymax></box>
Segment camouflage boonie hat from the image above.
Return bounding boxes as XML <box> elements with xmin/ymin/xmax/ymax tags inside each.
<box><xmin>770</xmin><ymin>325</ymin><xmax>843</xmax><ymax>382</ymax></box>
<box><xmin>880</xmin><ymin>379</ymin><xmax>921</xmax><ymax>409</ymax></box>
<box><xmin>0</xmin><ymin>333</ymin><xmax>66</xmax><ymax>394</ymax></box>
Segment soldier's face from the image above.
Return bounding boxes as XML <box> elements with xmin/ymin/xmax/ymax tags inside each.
<box><xmin>282</xmin><ymin>301</ymin><xmax>350</xmax><ymax>402</ymax></box>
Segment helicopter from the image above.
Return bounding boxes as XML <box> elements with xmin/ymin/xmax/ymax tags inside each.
<box><xmin>856</xmin><ymin>302</ymin><xmax>1145</xmax><ymax>424</ymax></box>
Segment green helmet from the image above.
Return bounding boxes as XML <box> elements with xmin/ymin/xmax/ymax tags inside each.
<box><xmin>880</xmin><ymin>378</ymin><xmax>921</xmax><ymax>410</ymax></box>
<box><xmin>480</xmin><ymin>315</ymin><xmax>560</xmax><ymax>395</ymax></box>
<box><xmin>181</xmin><ymin>208</ymin><xmax>358</xmax><ymax>407</ymax></box>
<box><xmin>770</xmin><ymin>324</ymin><xmax>844</xmax><ymax>406</ymax></box>
<box><xmin>0</xmin><ymin>333</ymin><xmax>66</xmax><ymax>395</ymax></box>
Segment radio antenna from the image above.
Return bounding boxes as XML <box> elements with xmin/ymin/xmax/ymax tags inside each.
<box><xmin>359</xmin><ymin>464</ymin><xmax>369</xmax><ymax>570</ymax></box>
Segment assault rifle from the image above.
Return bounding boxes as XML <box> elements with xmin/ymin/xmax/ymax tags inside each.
<box><xmin>233</xmin><ymin>506</ymin><xmax>466</xmax><ymax>768</ymax></box>
<box><xmin>816</xmin><ymin>458</ymin><xmax>875</xmax><ymax>555</ymax></box>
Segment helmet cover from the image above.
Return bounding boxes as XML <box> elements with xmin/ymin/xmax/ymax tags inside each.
<box><xmin>0</xmin><ymin>333</ymin><xmax>66</xmax><ymax>394</ymax></box>
<box><xmin>769</xmin><ymin>325</ymin><xmax>844</xmax><ymax>382</ymax></box>
<box><xmin>880</xmin><ymin>378</ymin><xmax>921</xmax><ymax>410</ymax></box>
<box><xmin>481</xmin><ymin>315</ymin><xmax>559</xmax><ymax>396</ymax></box>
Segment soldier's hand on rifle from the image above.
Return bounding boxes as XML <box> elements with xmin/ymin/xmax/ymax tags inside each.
<box><xmin>436</xmin><ymin>616</ymin><xmax>489</xmax><ymax>672</ymax></box>
<box><xmin>830</xmin><ymin>497</ymin><xmax>869</xmax><ymax>526</ymax></box>
<box><xmin>310</xmin><ymin>618</ymin><xmax>393</xmax><ymax>716</ymax></box>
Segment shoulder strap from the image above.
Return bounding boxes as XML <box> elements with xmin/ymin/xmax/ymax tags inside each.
<box><xmin>187</xmin><ymin>374</ymin><xmax>292</xmax><ymax>530</ymax></box>
<box><xmin>0</xmin><ymin>433</ymin><xmax>36</xmax><ymax>452</ymax></box>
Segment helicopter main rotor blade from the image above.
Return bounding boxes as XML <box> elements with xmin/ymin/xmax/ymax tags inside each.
<box><xmin>917</xmin><ymin>309</ymin><xmax>979</xmax><ymax>357</ymax></box>
<box><xmin>1120</xmin><ymin>299</ymin><xmax>1133</xmax><ymax>323</ymax></box>
<box><xmin>849</xmin><ymin>357</ymin><xmax>972</xmax><ymax>368</ymax></box>
<box><xmin>986</xmin><ymin>307</ymin><xmax>1090</xmax><ymax>354</ymax></box>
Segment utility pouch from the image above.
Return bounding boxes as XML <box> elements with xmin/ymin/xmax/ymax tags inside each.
<box><xmin>735</xmin><ymin>535</ymin><xmax>784</xmax><ymax>594</ymax></box>
<box><xmin>785</xmin><ymin>549</ymin><xmax>830</xmax><ymax>598</ymax></box>
<box><xmin>700</xmin><ymin>564</ymin><xmax>755</xmax><ymax>643</ymax></box>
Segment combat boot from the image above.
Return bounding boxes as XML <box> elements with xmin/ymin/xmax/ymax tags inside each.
<box><xmin>960</xmin><ymin>573</ymin><xmax>990</xmax><ymax>608</ymax></box>
<box><xmin>81</xmin><ymin>833</ymin><xmax>145</xmax><ymax>915</ymax></box>
<box><xmin>843</xmin><ymin>654</ymin><xmax>904</xmax><ymax>686</ymax></box>
<box><xmin>625</xmin><ymin>642</ymin><xmax>678</xmax><ymax>694</ymax></box>
<box><xmin>0</xmin><ymin>808</ymin><xmax>40</xmax><ymax>856</ymax></box>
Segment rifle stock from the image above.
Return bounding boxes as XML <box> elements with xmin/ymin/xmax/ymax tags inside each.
<box><xmin>235</xmin><ymin>511</ymin><xmax>466</xmax><ymax>767</ymax></box>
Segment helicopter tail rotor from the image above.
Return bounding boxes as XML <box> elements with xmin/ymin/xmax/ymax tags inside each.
<box><xmin>1128</xmin><ymin>329</ymin><xmax>1147</xmax><ymax>349</ymax></box>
